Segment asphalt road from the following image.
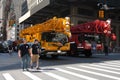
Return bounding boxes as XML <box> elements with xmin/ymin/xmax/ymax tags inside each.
<box><xmin>0</xmin><ymin>52</ymin><xmax>120</xmax><ymax>80</ymax></box>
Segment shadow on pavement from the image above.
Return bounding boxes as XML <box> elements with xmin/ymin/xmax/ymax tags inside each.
<box><xmin>0</xmin><ymin>53</ymin><xmax>120</xmax><ymax>71</ymax></box>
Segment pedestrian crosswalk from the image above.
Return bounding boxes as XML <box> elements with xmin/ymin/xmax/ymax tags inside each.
<box><xmin>23</xmin><ymin>71</ymin><xmax>42</xmax><ymax>80</ymax></box>
<box><xmin>43</xmin><ymin>71</ymin><xmax>69</xmax><ymax>80</ymax></box>
<box><xmin>54</xmin><ymin>68</ymin><xmax>98</xmax><ymax>80</ymax></box>
<box><xmin>2</xmin><ymin>73</ymin><xmax>15</xmax><ymax>80</ymax></box>
<box><xmin>67</xmin><ymin>66</ymin><xmax>120</xmax><ymax>80</ymax></box>
<box><xmin>1</xmin><ymin>60</ymin><xmax>120</xmax><ymax>80</ymax></box>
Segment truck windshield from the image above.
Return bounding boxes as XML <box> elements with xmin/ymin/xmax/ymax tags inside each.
<box><xmin>42</xmin><ymin>32</ymin><xmax>68</xmax><ymax>42</ymax></box>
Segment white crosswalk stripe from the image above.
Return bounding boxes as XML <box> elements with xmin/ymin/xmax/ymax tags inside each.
<box><xmin>43</xmin><ymin>72</ymin><xmax>69</xmax><ymax>80</ymax></box>
<box><xmin>105</xmin><ymin>60</ymin><xmax>120</xmax><ymax>63</ymax></box>
<box><xmin>67</xmin><ymin>66</ymin><xmax>120</xmax><ymax>80</ymax></box>
<box><xmin>87</xmin><ymin>64</ymin><xmax>120</xmax><ymax>71</ymax></box>
<box><xmin>54</xmin><ymin>68</ymin><xmax>98</xmax><ymax>80</ymax></box>
<box><xmin>2</xmin><ymin>73</ymin><xmax>15</xmax><ymax>80</ymax></box>
<box><xmin>23</xmin><ymin>72</ymin><xmax>42</xmax><ymax>80</ymax></box>
<box><xmin>96</xmin><ymin>63</ymin><xmax>120</xmax><ymax>68</ymax></box>
<box><xmin>79</xmin><ymin>65</ymin><xmax>120</xmax><ymax>74</ymax></box>
<box><xmin>104</xmin><ymin>61</ymin><xmax>120</xmax><ymax>65</ymax></box>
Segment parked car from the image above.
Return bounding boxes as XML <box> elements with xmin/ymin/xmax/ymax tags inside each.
<box><xmin>0</xmin><ymin>41</ymin><xmax>9</xmax><ymax>53</ymax></box>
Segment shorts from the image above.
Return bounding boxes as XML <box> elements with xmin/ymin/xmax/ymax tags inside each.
<box><xmin>31</xmin><ymin>54</ymin><xmax>39</xmax><ymax>63</ymax></box>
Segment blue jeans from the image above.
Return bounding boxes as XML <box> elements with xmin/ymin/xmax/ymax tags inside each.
<box><xmin>91</xmin><ymin>49</ymin><xmax>96</xmax><ymax>54</ymax></box>
<box><xmin>21</xmin><ymin>54</ymin><xmax>30</xmax><ymax>69</ymax></box>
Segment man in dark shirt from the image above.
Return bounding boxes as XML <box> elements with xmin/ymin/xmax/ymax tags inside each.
<box><xmin>18</xmin><ymin>39</ymin><xmax>32</xmax><ymax>71</ymax></box>
<box><xmin>30</xmin><ymin>39</ymin><xmax>41</xmax><ymax>70</ymax></box>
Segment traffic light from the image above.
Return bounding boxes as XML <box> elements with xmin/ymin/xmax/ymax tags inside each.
<box><xmin>99</xmin><ymin>10</ymin><xmax>104</xmax><ymax>18</ymax></box>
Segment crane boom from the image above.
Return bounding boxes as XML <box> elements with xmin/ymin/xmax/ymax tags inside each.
<box><xmin>71</xmin><ymin>19</ymin><xmax>112</xmax><ymax>36</ymax></box>
<box><xmin>20</xmin><ymin>17</ymin><xmax>71</xmax><ymax>39</ymax></box>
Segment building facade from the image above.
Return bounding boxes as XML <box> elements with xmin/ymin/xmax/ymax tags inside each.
<box><xmin>0</xmin><ymin>0</ymin><xmax>24</xmax><ymax>41</ymax></box>
<box><xmin>18</xmin><ymin>0</ymin><xmax>120</xmax><ymax>48</ymax></box>
<box><xmin>1</xmin><ymin>0</ymin><xmax>120</xmax><ymax>50</ymax></box>
<box><xmin>12</xmin><ymin>0</ymin><xmax>25</xmax><ymax>40</ymax></box>
<box><xmin>0</xmin><ymin>0</ymin><xmax>5</xmax><ymax>41</ymax></box>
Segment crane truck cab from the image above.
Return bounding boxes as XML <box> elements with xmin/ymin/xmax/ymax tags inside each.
<box><xmin>19</xmin><ymin>17</ymin><xmax>71</xmax><ymax>58</ymax></box>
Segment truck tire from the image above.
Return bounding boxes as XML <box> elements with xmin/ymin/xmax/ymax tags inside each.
<box><xmin>68</xmin><ymin>43</ymin><xmax>78</xmax><ymax>56</ymax></box>
<box><xmin>40</xmin><ymin>50</ymin><xmax>47</xmax><ymax>59</ymax></box>
<box><xmin>51</xmin><ymin>55</ymin><xmax>59</xmax><ymax>59</ymax></box>
<box><xmin>40</xmin><ymin>54</ymin><xmax>47</xmax><ymax>59</ymax></box>
<box><xmin>84</xmin><ymin>50</ymin><xmax>92</xmax><ymax>57</ymax></box>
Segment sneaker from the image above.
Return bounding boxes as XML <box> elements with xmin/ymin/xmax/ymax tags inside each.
<box><xmin>26</xmin><ymin>68</ymin><xmax>29</xmax><ymax>71</ymax></box>
<box><xmin>23</xmin><ymin>69</ymin><xmax>25</xmax><ymax>71</ymax></box>
<box><xmin>22</xmin><ymin>67</ymin><xmax>25</xmax><ymax>71</ymax></box>
<box><xmin>31</xmin><ymin>66</ymin><xmax>33</xmax><ymax>69</ymax></box>
<box><xmin>36</xmin><ymin>67</ymin><xmax>40</xmax><ymax>70</ymax></box>
<box><xmin>22</xmin><ymin>68</ymin><xmax>29</xmax><ymax>71</ymax></box>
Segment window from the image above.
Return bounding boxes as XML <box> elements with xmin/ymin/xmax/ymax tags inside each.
<box><xmin>21</xmin><ymin>0</ymin><xmax>28</xmax><ymax>16</ymax></box>
<box><xmin>78</xmin><ymin>8</ymin><xmax>94</xmax><ymax>16</ymax></box>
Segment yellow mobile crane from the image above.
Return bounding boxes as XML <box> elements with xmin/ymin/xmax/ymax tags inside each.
<box><xmin>19</xmin><ymin>17</ymin><xmax>71</xmax><ymax>58</ymax></box>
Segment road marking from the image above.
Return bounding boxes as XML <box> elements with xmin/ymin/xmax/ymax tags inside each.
<box><xmin>104</xmin><ymin>61</ymin><xmax>120</xmax><ymax>65</ymax></box>
<box><xmin>88</xmin><ymin>64</ymin><xmax>120</xmax><ymax>71</ymax></box>
<box><xmin>105</xmin><ymin>60</ymin><xmax>120</xmax><ymax>63</ymax></box>
<box><xmin>97</xmin><ymin>63</ymin><xmax>120</xmax><ymax>68</ymax></box>
<box><xmin>67</xmin><ymin>66</ymin><xmax>120</xmax><ymax>80</ymax></box>
<box><xmin>2</xmin><ymin>73</ymin><xmax>15</xmax><ymax>80</ymax></box>
<box><xmin>54</xmin><ymin>68</ymin><xmax>98</xmax><ymax>80</ymax></box>
<box><xmin>79</xmin><ymin>65</ymin><xmax>120</xmax><ymax>74</ymax></box>
<box><xmin>23</xmin><ymin>72</ymin><xmax>42</xmax><ymax>80</ymax></box>
<box><xmin>43</xmin><ymin>72</ymin><xmax>69</xmax><ymax>80</ymax></box>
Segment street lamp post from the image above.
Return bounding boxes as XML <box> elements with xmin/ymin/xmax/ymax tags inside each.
<box><xmin>0</xmin><ymin>19</ymin><xmax>3</xmax><ymax>41</ymax></box>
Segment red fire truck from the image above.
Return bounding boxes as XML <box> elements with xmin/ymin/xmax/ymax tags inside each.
<box><xmin>69</xmin><ymin>19</ymin><xmax>116</xmax><ymax>57</ymax></box>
